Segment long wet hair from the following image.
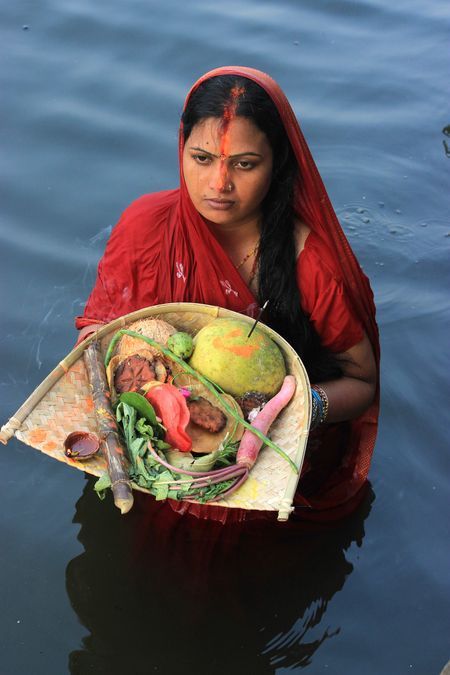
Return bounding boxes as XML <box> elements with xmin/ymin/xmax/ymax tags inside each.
<box><xmin>182</xmin><ymin>75</ymin><xmax>342</xmax><ymax>382</ymax></box>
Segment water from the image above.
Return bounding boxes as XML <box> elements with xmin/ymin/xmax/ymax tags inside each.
<box><xmin>1</xmin><ymin>1</ymin><xmax>449</xmax><ymax>673</ymax></box>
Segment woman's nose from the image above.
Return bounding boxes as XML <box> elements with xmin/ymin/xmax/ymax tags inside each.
<box><xmin>210</xmin><ymin>161</ymin><xmax>233</xmax><ymax>193</ymax></box>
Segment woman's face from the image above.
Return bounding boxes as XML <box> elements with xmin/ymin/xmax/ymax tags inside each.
<box><xmin>182</xmin><ymin>116</ymin><xmax>273</xmax><ymax>230</ymax></box>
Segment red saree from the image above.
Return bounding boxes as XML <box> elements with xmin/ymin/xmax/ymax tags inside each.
<box><xmin>76</xmin><ymin>66</ymin><xmax>380</xmax><ymax>522</ymax></box>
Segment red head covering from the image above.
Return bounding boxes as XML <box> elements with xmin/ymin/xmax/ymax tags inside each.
<box><xmin>77</xmin><ymin>66</ymin><xmax>380</xmax><ymax>522</ymax></box>
<box><xmin>181</xmin><ymin>67</ymin><xmax>379</xmax><ymax>345</ymax></box>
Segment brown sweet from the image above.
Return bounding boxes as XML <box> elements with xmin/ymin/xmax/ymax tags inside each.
<box><xmin>114</xmin><ymin>355</ymin><xmax>156</xmax><ymax>393</ymax></box>
<box><xmin>187</xmin><ymin>396</ymin><xmax>227</xmax><ymax>433</ymax></box>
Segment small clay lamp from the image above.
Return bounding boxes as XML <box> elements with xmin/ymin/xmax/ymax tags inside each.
<box><xmin>64</xmin><ymin>431</ymin><xmax>100</xmax><ymax>460</ymax></box>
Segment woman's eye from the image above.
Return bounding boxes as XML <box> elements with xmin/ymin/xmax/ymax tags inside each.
<box><xmin>192</xmin><ymin>154</ymin><xmax>211</xmax><ymax>165</ymax></box>
<box><xmin>235</xmin><ymin>160</ymin><xmax>253</xmax><ymax>170</ymax></box>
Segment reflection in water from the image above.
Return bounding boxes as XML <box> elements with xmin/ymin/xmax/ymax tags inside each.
<box><xmin>67</xmin><ymin>476</ymin><xmax>374</xmax><ymax>674</ymax></box>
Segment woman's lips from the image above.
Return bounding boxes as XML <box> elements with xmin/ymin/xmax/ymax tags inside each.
<box><xmin>204</xmin><ymin>198</ymin><xmax>235</xmax><ymax>211</ymax></box>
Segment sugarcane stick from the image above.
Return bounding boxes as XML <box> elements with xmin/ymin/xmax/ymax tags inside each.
<box><xmin>83</xmin><ymin>342</ymin><xmax>134</xmax><ymax>514</ymax></box>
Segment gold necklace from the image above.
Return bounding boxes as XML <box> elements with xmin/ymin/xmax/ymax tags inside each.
<box><xmin>235</xmin><ymin>242</ymin><xmax>259</xmax><ymax>270</ymax></box>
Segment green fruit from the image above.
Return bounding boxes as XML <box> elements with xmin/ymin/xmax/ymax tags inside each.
<box><xmin>167</xmin><ymin>332</ymin><xmax>194</xmax><ymax>359</ymax></box>
<box><xmin>188</xmin><ymin>318</ymin><xmax>286</xmax><ymax>397</ymax></box>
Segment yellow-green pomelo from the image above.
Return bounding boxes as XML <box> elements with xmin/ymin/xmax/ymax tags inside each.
<box><xmin>189</xmin><ymin>318</ymin><xmax>286</xmax><ymax>397</ymax></box>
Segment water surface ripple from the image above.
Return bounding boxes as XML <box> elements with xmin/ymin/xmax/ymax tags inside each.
<box><xmin>1</xmin><ymin>1</ymin><xmax>449</xmax><ymax>673</ymax></box>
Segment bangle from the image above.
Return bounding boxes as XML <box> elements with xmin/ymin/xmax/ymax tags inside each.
<box><xmin>311</xmin><ymin>385</ymin><xmax>329</xmax><ymax>426</ymax></box>
<box><xmin>311</xmin><ymin>388</ymin><xmax>323</xmax><ymax>428</ymax></box>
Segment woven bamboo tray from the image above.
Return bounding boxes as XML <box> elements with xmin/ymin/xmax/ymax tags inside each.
<box><xmin>0</xmin><ymin>303</ymin><xmax>311</xmax><ymax>521</ymax></box>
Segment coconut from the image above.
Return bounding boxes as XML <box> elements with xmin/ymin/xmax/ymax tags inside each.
<box><xmin>117</xmin><ymin>319</ymin><xmax>177</xmax><ymax>358</ymax></box>
<box><xmin>188</xmin><ymin>318</ymin><xmax>286</xmax><ymax>398</ymax></box>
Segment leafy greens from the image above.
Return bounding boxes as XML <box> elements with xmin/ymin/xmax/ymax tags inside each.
<box><xmin>98</xmin><ymin>397</ymin><xmax>239</xmax><ymax>502</ymax></box>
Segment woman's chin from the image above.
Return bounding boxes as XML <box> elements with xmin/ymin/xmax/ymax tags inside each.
<box><xmin>198</xmin><ymin>207</ymin><xmax>239</xmax><ymax>228</ymax></box>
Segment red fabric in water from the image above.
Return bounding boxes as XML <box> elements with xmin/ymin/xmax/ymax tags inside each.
<box><xmin>76</xmin><ymin>66</ymin><xmax>380</xmax><ymax>522</ymax></box>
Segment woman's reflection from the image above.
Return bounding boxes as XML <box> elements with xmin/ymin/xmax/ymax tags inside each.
<box><xmin>67</xmin><ymin>476</ymin><xmax>373</xmax><ymax>674</ymax></box>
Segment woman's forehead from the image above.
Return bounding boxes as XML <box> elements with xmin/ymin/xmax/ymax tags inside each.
<box><xmin>186</xmin><ymin>117</ymin><xmax>270</xmax><ymax>155</ymax></box>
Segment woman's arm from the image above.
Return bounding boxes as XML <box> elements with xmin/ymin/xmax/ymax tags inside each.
<box><xmin>313</xmin><ymin>332</ymin><xmax>377</xmax><ymax>423</ymax></box>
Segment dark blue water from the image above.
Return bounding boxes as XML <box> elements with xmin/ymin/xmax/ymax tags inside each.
<box><xmin>1</xmin><ymin>1</ymin><xmax>449</xmax><ymax>673</ymax></box>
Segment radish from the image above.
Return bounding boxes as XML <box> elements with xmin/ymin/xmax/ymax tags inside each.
<box><xmin>236</xmin><ymin>375</ymin><xmax>296</xmax><ymax>469</ymax></box>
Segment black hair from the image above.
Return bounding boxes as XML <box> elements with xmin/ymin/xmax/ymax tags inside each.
<box><xmin>182</xmin><ymin>75</ymin><xmax>342</xmax><ymax>382</ymax></box>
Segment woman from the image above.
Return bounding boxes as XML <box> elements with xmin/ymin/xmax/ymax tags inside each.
<box><xmin>76</xmin><ymin>66</ymin><xmax>379</xmax><ymax>522</ymax></box>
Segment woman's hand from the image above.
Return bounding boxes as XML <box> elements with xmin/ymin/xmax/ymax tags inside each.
<box><xmin>313</xmin><ymin>333</ymin><xmax>377</xmax><ymax>423</ymax></box>
<box><xmin>75</xmin><ymin>323</ymin><xmax>106</xmax><ymax>347</ymax></box>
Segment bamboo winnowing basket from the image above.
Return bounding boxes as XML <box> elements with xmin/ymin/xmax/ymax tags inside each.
<box><xmin>0</xmin><ymin>303</ymin><xmax>311</xmax><ymax>521</ymax></box>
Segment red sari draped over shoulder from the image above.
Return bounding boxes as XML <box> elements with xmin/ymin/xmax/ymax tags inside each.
<box><xmin>76</xmin><ymin>66</ymin><xmax>380</xmax><ymax>522</ymax></box>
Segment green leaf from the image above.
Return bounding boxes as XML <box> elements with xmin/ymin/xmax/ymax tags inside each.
<box><xmin>136</xmin><ymin>417</ymin><xmax>154</xmax><ymax>438</ymax></box>
<box><xmin>143</xmin><ymin>453</ymin><xmax>162</xmax><ymax>471</ymax></box>
<box><xmin>119</xmin><ymin>392</ymin><xmax>158</xmax><ymax>426</ymax></box>
<box><xmin>155</xmin><ymin>440</ymin><xmax>171</xmax><ymax>451</ymax></box>
<box><xmin>191</xmin><ymin>451</ymin><xmax>219</xmax><ymax>472</ymax></box>
<box><xmin>177</xmin><ymin>481</ymin><xmax>193</xmax><ymax>495</ymax></box>
<box><xmin>135</xmin><ymin>474</ymin><xmax>152</xmax><ymax>489</ymax></box>
<box><xmin>94</xmin><ymin>473</ymin><xmax>112</xmax><ymax>500</ymax></box>
<box><xmin>215</xmin><ymin>440</ymin><xmax>239</xmax><ymax>467</ymax></box>
<box><xmin>153</xmin><ymin>469</ymin><xmax>176</xmax><ymax>486</ymax></box>
<box><xmin>165</xmin><ymin>449</ymin><xmax>222</xmax><ymax>473</ymax></box>
<box><xmin>154</xmin><ymin>486</ymin><xmax>169</xmax><ymax>500</ymax></box>
<box><xmin>129</xmin><ymin>437</ymin><xmax>147</xmax><ymax>461</ymax></box>
<box><xmin>152</xmin><ymin>470</ymin><xmax>175</xmax><ymax>501</ymax></box>
<box><xmin>134</xmin><ymin>455</ymin><xmax>154</xmax><ymax>483</ymax></box>
<box><xmin>166</xmin><ymin>449</ymin><xmax>195</xmax><ymax>470</ymax></box>
<box><xmin>116</xmin><ymin>402</ymin><xmax>137</xmax><ymax>448</ymax></box>
<box><xmin>197</xmin><ymin>478</ymin><xmax>234</xmax><ymax>502</ymax></box>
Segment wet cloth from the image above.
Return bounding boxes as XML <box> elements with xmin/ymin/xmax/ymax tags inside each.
<box><xmin>76</xmin><ymin>66</ymin><xmax>379</xmax><ymax>521</ymax></box>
